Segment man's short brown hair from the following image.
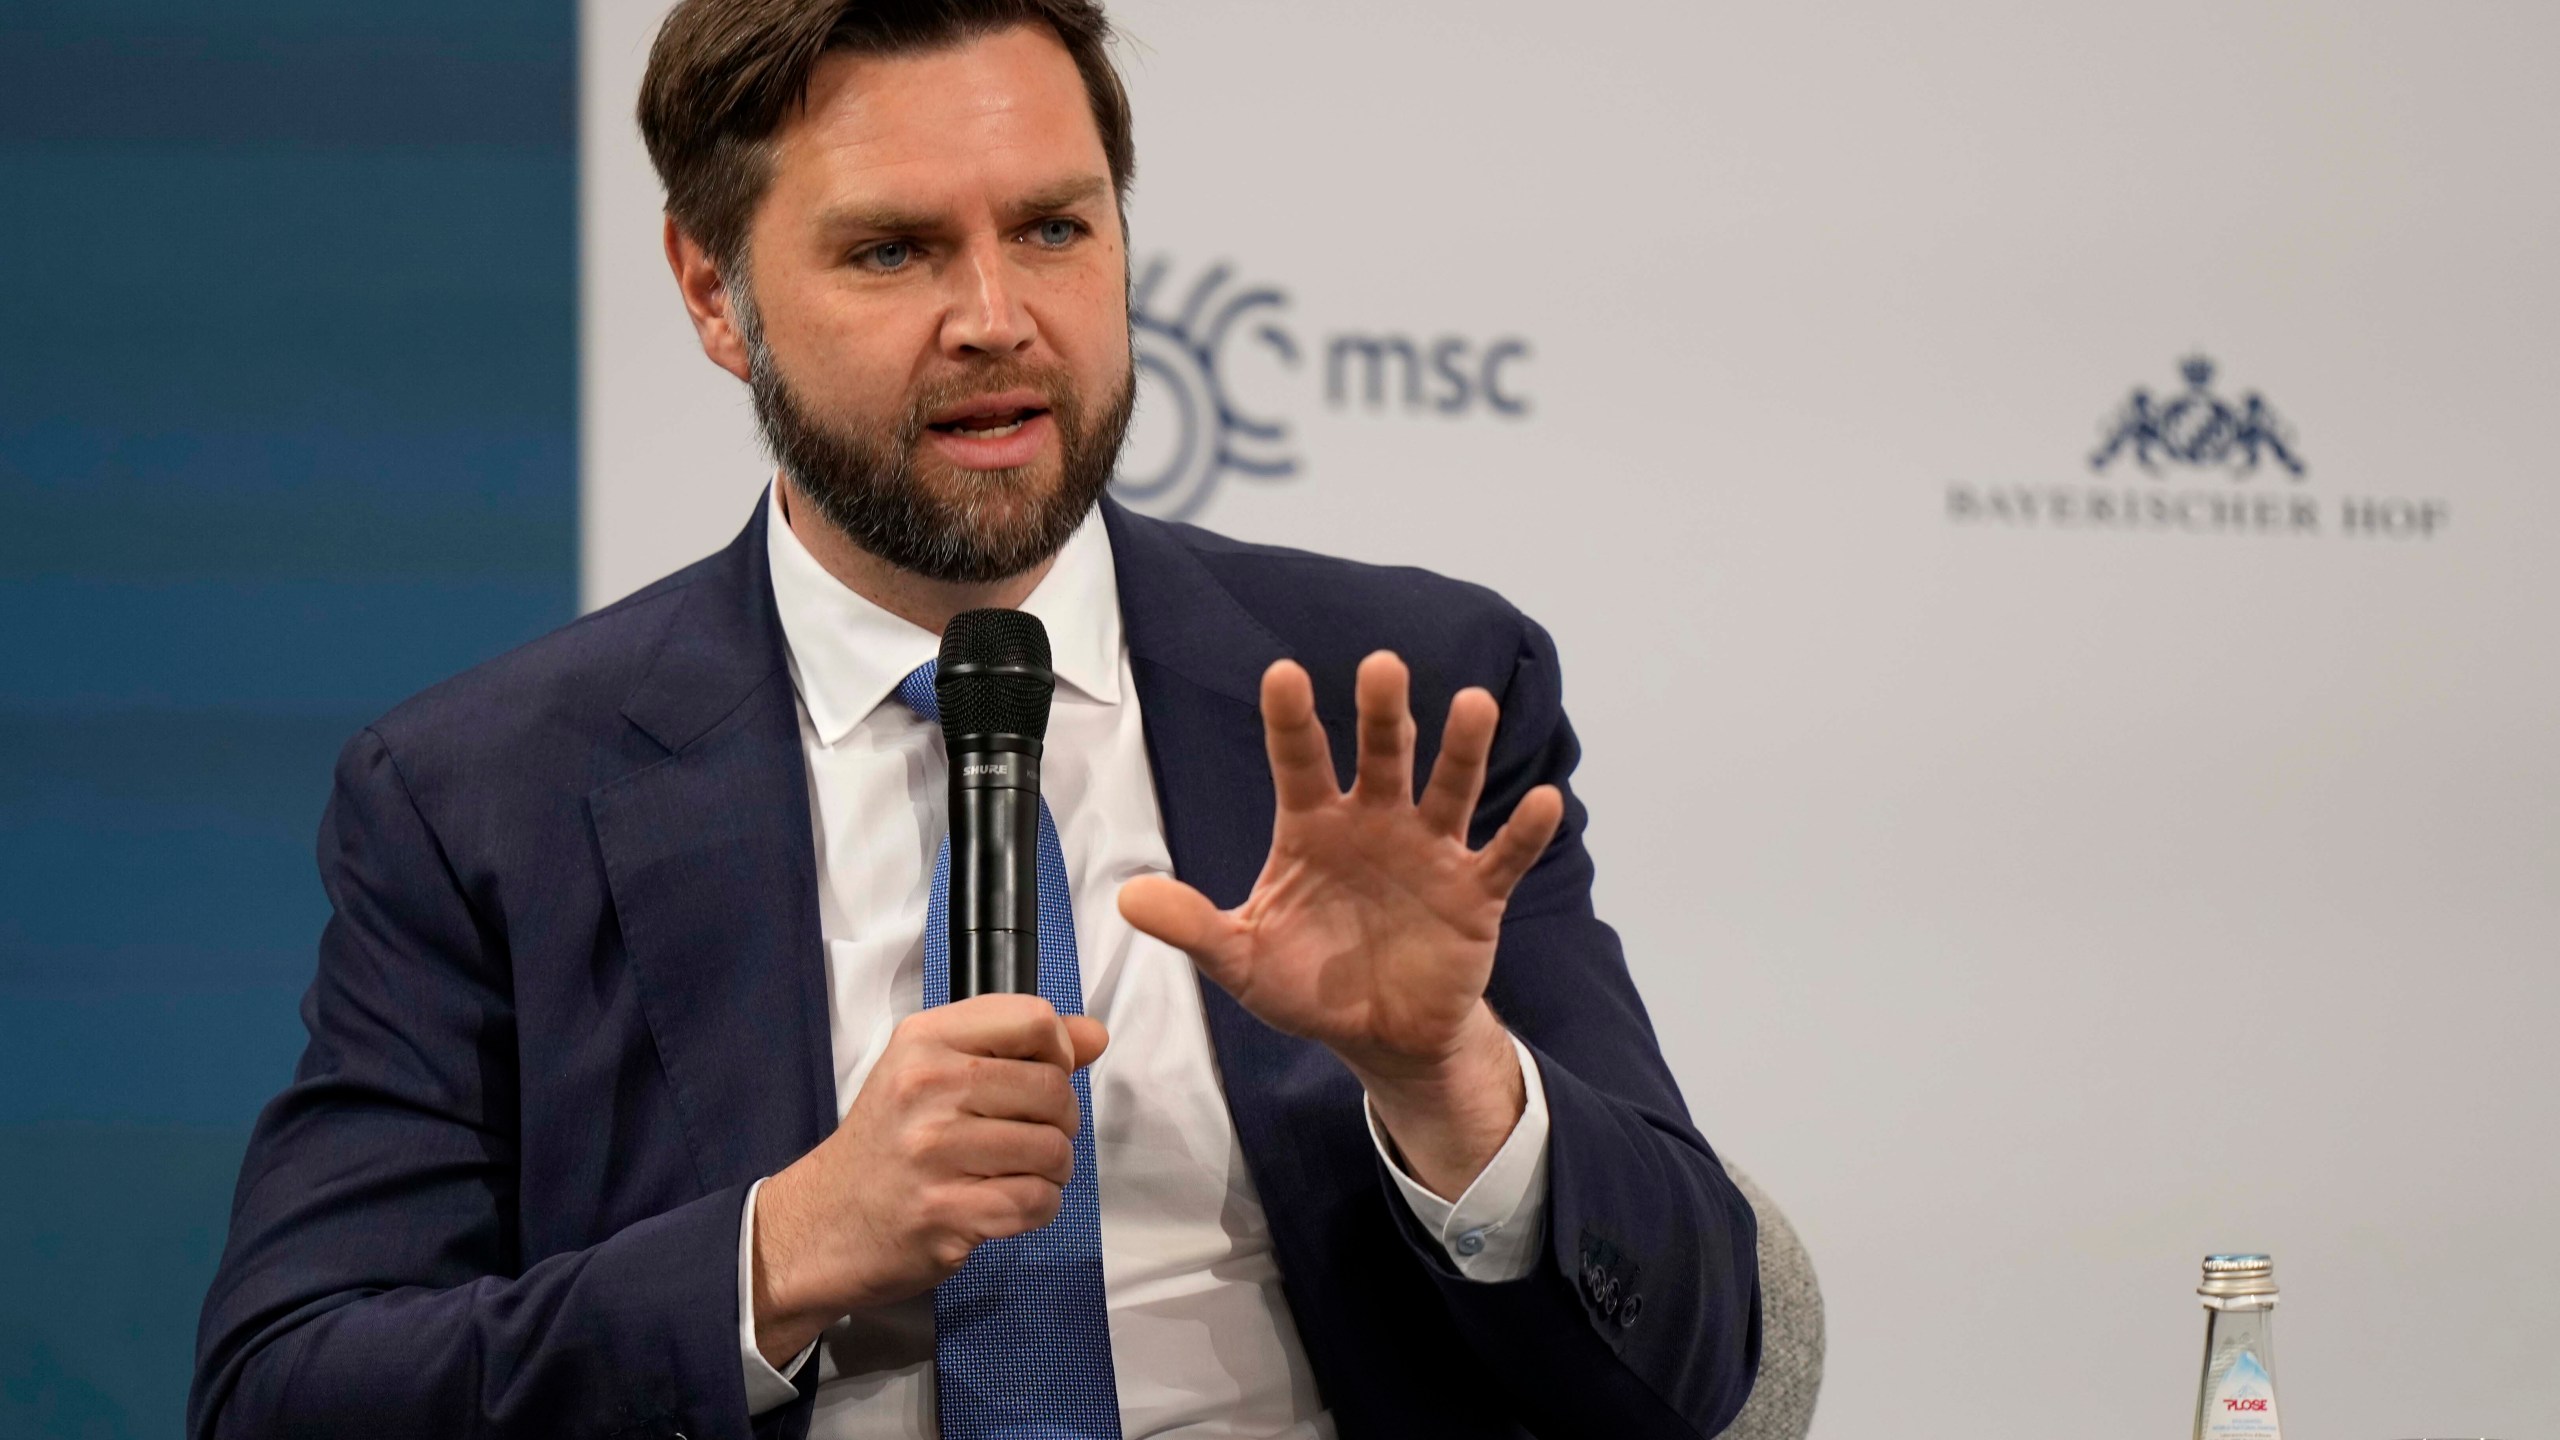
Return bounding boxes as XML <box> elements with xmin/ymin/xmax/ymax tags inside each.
<box><xmin>638</xmin><ymin>0</ymin><xmax>1135</xmax><ymax>270</ymax></box>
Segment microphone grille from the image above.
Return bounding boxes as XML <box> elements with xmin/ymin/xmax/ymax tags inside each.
<box><xmin>936</xmin><ymin>609</ymin><xmax>1055</xmax><ymax>741</ymax></box>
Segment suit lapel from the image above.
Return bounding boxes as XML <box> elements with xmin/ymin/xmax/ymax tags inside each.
<box><xmin>587</xmin><ymin>501</ymin><xmax>835</xmax><ymax>1195</ymax></box>
<box><xmin>1104</xmin><ymin>500</ymin><xmax>1284</xmax><ymax>906</ymax></box>
<box><xmin>1104</xmin><ymin>503</ymin><xmax>1380</xmax><ymax>1316</ymax></box>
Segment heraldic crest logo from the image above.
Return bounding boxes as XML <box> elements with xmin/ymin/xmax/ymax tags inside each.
<box><xmin>2090</xmin><ymin>354</ymin><xmax>2306</xmax><ymax>479</ymax></box>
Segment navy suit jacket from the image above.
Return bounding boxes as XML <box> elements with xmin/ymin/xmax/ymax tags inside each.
<box><xmin>191</xmin><ymin>498</ymin><xmax>1759</xmax><ymax>1439</ymax></box>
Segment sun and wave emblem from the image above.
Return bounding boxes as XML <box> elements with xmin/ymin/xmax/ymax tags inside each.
<box><xmin>1114</xmin><ymin>257</ymin><xmax>1301</xmax><ymax>521</ymax></box>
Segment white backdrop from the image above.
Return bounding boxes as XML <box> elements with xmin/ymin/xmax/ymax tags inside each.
<box><xmin>581</xmin><ymin>3</ymin><xmax>2560</xmax><ymax>1433</ymax></box>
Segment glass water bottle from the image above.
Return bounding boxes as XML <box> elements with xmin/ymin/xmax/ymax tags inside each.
<box><xmin>2191</xmin><ymin>1253</ymin><xmax>2283</xmax><ymax>1440</ymax></box>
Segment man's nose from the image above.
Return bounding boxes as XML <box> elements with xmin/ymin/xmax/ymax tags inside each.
<box><xmin>942</xmin><ymin>239</ymin><xmax>1033</xmax><ymax>357</ymax></box>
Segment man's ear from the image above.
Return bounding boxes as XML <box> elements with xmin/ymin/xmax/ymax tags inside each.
<box><xmin>664</xmin><ymin>215</ymin><xmax>752</xmax><ymax>383</ymax></box>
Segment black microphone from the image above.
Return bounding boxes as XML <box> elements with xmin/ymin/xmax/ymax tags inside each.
<box><xmin>935</xmin><ymin>609</ymin><xmax>1055</xmax><ymax>1000</ymax></box>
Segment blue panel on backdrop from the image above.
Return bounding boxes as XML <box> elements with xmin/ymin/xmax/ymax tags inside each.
<box><xmin>0</xmin><ymin>3</ymin><xmax>577</xmax><ymax>1434</ymax></box>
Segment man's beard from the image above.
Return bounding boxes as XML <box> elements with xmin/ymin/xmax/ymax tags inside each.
<box><xmin>743</xmin><ymin>322</ymin><xmax>1135</xmax><ymax>586</ymax></box>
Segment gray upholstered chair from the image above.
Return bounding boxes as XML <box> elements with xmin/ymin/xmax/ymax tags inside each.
<box><xmin>1717</xmin><ymin>1163</ymin><xmax>1825</xmax><ymax>1439</ymax></box>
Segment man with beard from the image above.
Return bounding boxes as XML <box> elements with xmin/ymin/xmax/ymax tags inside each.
<box><xmin>189</xmin><ymin>3</ymin><xmax>1759</xmax><ymax>1438</ymax></box>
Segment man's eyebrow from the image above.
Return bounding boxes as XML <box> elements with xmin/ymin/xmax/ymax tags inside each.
<box><xmin>1005</xmin><ymin>175</ymin><xmax>1112</xmax><ymax>218</ymax></box>
<box><xmin>815</xmin><ymin>201</ymin><xmax>946</xmax><ymax>237</ymax></box>
<box><xmin>813</xmin><ymin>176</ymin><xmax>1111</xmax><ymax>239</ymax></box>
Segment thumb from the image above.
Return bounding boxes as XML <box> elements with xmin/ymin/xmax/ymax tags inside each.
<box><xmin>1118</xmin><ymin>874</ymin><xmax>1249</xmax><ymax>987</ymax></box>
<box><xmin>1063</xmin><ymin>1014</ymin><xmax>1110</xmax><ymax>1071</ymax></box>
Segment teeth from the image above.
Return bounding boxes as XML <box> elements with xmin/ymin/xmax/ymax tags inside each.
<box><xmin>953</xmin><ymin>418</ymin><xmax>1025</xmax><ymax>437</ymax></box>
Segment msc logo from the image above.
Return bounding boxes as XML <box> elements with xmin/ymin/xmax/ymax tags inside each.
<box><xmin>2089</xmin><ymin>354</ymin><xmax>2306</xmax><ymax>479</ymax></box>
<box><xmin>1115</xmin><ymin>256</ymin><xmax>1534</xmax><ymax>520</ymax></box>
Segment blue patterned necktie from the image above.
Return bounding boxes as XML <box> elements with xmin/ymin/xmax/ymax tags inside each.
<box><xmin>897</xmin><ymin>661</ymin><xmax>1123</xmax><ymax>1440</ymax></box>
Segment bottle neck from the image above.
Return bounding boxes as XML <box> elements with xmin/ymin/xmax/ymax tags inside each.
<box><xmin>2193</xmin><ymin>1301</ymin><xmax>2282</xmax><ymax>1440</ymax></box>
<box><xmin>2202</xmin><ymin>1303</ymin><xmax>2276</xmax><ymax>1373</ymax></box>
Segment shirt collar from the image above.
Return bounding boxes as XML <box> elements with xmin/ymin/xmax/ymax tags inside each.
<box><xmin>763</xmin><ymin>480</ymin><xmax>1123</xmax><ymax>747</ymax></box>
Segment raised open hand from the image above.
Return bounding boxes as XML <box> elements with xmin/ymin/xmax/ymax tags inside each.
<box><xmin>1118</xmin><ymin>651</ymin><xmax>1564</xmax><ymax>1087</ymax></box>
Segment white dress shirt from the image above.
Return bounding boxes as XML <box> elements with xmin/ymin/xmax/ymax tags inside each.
<box><xmin>737</xmin><ymin>484</ymin><xmax>1551</xmax><ymax>1436</ymax></box>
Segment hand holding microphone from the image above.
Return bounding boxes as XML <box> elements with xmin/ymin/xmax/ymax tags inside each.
<box><xmin>749</xmin><ymin>995</ymin><xmax>1105</xmax><ymax>1368</ymax></box>
<box><xmin>749</xmin><ymin>610</ymin><xmax>1103</xmax><ymax>1368</ymax></box>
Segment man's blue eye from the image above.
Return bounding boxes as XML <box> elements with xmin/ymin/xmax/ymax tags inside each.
<box><xmin>868</xmin><ymin>242</ymin><xmax>911</xmax><ymax>270</ymax></box>
<box><xmin>1036</xmin><ymin>219</ymin><xmax>1078</xmax><ymax>246</ymax></box>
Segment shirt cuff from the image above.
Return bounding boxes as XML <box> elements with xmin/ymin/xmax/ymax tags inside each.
<box><xmin>1364</xmin><ymin>1032</ymin><xmax>1552</xmax><ymax>1283</ymax></box>
<box><xmin>739</xmin><ymin>1176</ymin><xmax>818</xmax><ymax>1415</ymax></box>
